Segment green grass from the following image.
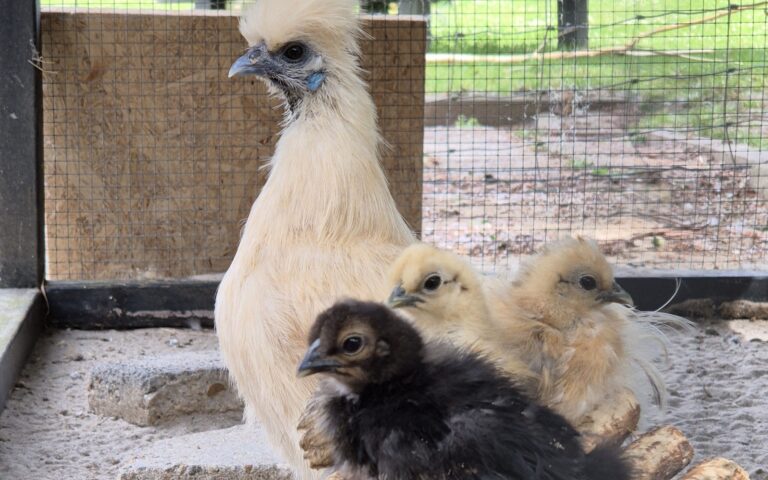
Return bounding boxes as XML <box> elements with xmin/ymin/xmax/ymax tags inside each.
<box><xmin>41</xmin><ymin>0</ymin><xmax>196</xmax><ymax>9</ymax></box>
<box><xmin>425</xmin><ymin>0</ymin><xmax>768</xmax><ymax>147</ymax></box>
<box><xmin>429</xmin><ymin>0</ymin><xmax>768</xmax><ymax>54</ymax></box>
<box><xmin>40</xmin><ymin>0</ymin><xmax>768</xmax><ymax>146</ymax></box>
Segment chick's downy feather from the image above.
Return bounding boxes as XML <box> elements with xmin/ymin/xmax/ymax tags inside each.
<box><xmin>492</xmin><ymin>236</ymin><xmax>682</xmax><ymax>424</ymax></box>
<box><xmin>299</xmin><ymin>300</ymin><xmax>631</xmax><ymax>480</ymax></box>
<box><xmin>386</xmin><ymin>243</ymin><xmax>537</xmax><ymax>387</ymax></box>
<box><xmin>388</xmin><ymin>240</ymin><xmax>685</xmax><ymax>427</ymax></box>
<box><xmin>216</xmin><ymin>1</ymin><xmax>414</xmax><ymax>477</ymax></box>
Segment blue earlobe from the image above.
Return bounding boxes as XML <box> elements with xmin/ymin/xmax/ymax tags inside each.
<box><xmin>306</xmin><ymin>72</ymin><xmax>326</xmax><ymax>92</ymax></box>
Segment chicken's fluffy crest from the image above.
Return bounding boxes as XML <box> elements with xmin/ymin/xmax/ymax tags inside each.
<box><xmin>239</xmin><ymin>0</ymin><xmax>361</xmax><ymax>61</ymax></box>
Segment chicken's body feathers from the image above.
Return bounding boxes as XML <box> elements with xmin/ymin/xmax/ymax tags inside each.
<box><xmin>216</xmin><ymin>0</ymin><xmax>414</xmax><ymax>477</ymax></box>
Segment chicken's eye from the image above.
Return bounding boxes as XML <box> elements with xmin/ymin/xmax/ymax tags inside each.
<box><xmin>422</xmin><ymin>274</ymin><xmax>442</xmax><ymax>292</ymax></box>
<box><xmin>341</xmin><ymin>335</ymin><xmax>364</xmax><ymax>355</ymax></box>
<box><xmin>282</xmin><ymin>42</ymin><xmax>307</xmax><ymax>63</ymax></box>
<box><xmin>579</xmin><ymin>275</ymin><xmax>597</xmax><ymax>291</ymax></box>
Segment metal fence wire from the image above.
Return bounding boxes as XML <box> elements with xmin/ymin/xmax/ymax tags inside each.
<box><xmin>40</xmin><ymin>0</ymin><xmax>768</xmax><ymax>280</ymax></box>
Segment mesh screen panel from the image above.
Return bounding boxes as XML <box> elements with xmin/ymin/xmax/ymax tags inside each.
<box><xmin>40</xmin><ymin>0</ymin><xmax>768</xmax><ymax>280</ymax></box>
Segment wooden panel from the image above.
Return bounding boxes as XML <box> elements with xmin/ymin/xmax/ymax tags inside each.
<box><xmin>41</xmin><ymin>11</ymin><xmax>425</xmax><ymax>280</ymax></box>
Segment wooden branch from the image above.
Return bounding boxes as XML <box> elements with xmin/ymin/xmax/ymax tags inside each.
<box><xmin>577</xmin><ymin>388</ymin><xmax>640</xmax><ymax>453</ymax></box>
<box><xmin>624</xmin><ymin>426</ymin><xmax>695</xmax><ymax>480</ymax></box>
<box><xmin>681</xmin><ymin>457</ymin><xmax>750</xmax><ymax>480</ymax></box>
<box><xmin>625</xmin><ymin>2</ymin><xmax>768</xmax><ymax>49</ymax></box>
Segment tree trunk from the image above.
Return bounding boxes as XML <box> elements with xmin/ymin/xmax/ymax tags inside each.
<box><xmin>361</xmin><ymin>0</ymin><xmax>389</xmax><ymax>14</ymax></box>
<box><xmin>557</xmin><ymin>0</ymin><xmax>588</xmax><ymax>50</ymax></box>
<box><xmin>399</xmin><ymin>0</ymin><xmax>430</xmax><ymax>16</ymax></box>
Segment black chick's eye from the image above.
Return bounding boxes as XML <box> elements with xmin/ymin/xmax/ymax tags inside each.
<box><xmin>282</xmin><ymin>42</ymin><xmax>306</xmax><ymax>63</ymax></box>
<box><xmin>422</xmin><ymin>274</ymin><xmax>442</xmax><ymax>292</ymax></box>
<box><xmin>341</xmin><ymin>335</ymin><xmax>364</xmax><ymax>355</ymax></box>
<box><xmin>579</xmin><ymin>275</ymin><xmax>597</xmax><ymax>291</ymax></box>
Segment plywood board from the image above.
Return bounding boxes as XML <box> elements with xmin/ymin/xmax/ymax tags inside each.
<box><xmin>41</xmin><ymin>11</ymin><xmax>425</xmax><ymax>280</ymax></box>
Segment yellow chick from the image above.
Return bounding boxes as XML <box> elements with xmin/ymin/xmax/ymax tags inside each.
<box><xmin>388</xmin><ymin>239</ymin><xmax>679</xmax><ymax>427</ymax></box>
<box><xmin>386</xmin><ymin>243</ymin><xmax>538</xmax><ymax>392</ymax></box>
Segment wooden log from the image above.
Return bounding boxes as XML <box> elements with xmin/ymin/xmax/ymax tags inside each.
<box><xmin>681</xmin><ymin>457</ymin><xmax>750</xmax><ymax>480</ymax></box>
<box><xmin>577</xmin><ymin>388</ymin><xmax>640</xmax><ymax>453</ymax></box>
<box><xmin>624</xmin><ymin>426</ymin><xmax>695</xmax><ymax>480</ymax></box>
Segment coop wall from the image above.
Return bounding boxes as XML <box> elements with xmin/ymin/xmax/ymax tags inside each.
<box><xmin>41</xmin><ymin>11</ymin><xmax>425</xmax><ymax>281</ymax></box>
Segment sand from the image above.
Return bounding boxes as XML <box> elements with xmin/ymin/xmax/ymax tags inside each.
<box><xmin>0</xmin><ymin>322</ymin><xmax>766</xmax><ymax>479</ymax></box>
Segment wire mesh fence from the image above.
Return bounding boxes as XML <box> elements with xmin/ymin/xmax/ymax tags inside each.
<box><xmin>421</xmin><ymin>0</ymin><xmax>768</xmax><ymax>275</ymax></box>
<box><xmin>39</xmin><ymin>0</ymin><xmax>768</xmax><ymax>280</ymax></box>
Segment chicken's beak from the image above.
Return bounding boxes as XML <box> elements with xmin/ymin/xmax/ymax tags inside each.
<box><xmin>386</xmin><ymin>284</ymin><xmax>424</xmax><ymax>309</ymax></box>
<box><xmin>229</xmin><ymin>44</ymin><xmax>276</xmax><ymax>78</ymax></box>
<box><xmin>597</xmin><ymin>281</ymin><xmax>634</xmax><ymax>306</ymax></box>
<box><xmin>297</xmin><ymin>339</ymin><xmax>341</xmax><ymax>378</ymax></box>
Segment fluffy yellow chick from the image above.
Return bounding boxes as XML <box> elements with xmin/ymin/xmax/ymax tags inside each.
<box><xmin>388</xmin><ymin>239</ymin><xmax>680</xmax><ymax>426</ymax></box>
<box><xmin>493</xmin><ymin>236</ymin><xmax>676</xmax><ymax>424</ymax></box>
<box><xmin>386</xmin><ymin>243</ymin><xmax>538</xmax><ymax>388</ymax></box>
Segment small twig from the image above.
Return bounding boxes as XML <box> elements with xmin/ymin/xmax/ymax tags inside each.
<box><xmin>624</xmin><ymin>2</ymin><xmax>768</xmax><ymax>50</ymax></box>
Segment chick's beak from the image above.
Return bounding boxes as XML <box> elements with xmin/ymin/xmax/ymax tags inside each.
<box><xmin>297</xmin><ymin>339</ymin><xmax>341</xmax><ymax>378</ymax></box>
<box><xmin>597</xmin><ymin>281</ymin><xmax>634</xmax><ymax>306</ymax></box>
<box><xmin>387</xmin><ymin>284</ymin><xmax>424</xmax><ymax>309</ymax></box>
<box><xmin>228</xmin><ymin>44</ymin><xmax>275</xmax><ymax>78</ymax></box>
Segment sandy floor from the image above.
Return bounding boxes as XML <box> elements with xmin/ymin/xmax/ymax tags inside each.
<box><xmin>0</xmin><ymin>323</ymin><xmax>766</xmax><ymax>479</ymax></box>
<box><xmin>0</xmin><ymin>328</ymin><xmax>241</xmax><ymax>480</ymax></box>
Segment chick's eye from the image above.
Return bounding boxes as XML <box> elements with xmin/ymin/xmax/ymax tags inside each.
<box><xmin>422</xmin><ymin>274</ymin><xmax>442</xmax><ymax>291</ymax></box>
<box><xmin>341</xmin><ymin>335</ymin><xmax>363</xmax><ymax>354</ymax></box>
<box><xmin>579</xmin><ymin>275</ymin><xmax>597</xmax><ymax>291</ymax></box>
<box><xmin>282</xmin><ymin>43</ymin><xmax>306</xmax><ymax>62</ymax></box>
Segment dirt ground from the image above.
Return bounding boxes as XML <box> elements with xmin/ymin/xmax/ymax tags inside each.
<box><xmin>0</xmin><ymin>321</ymin><xmax>766</xmax><ymax>479</ymax></box>
<box><xmin>0</xmin><ymin>328</ymin><xmax>241</xmax><ymax>480</ymax></box>
<box><xmin>421</xmin><ymin>110</ymin><xmax>768</xmax><ymax>274</ymax></box>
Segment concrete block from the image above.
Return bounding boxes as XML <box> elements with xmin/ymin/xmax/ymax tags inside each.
<box><xmin>119</xmin><ymin>424</ymin><xmax>293</xmax><ymax>480</ymax></box>
<box><xmin>88</xmin><ymin>351</ymin><xmax>243</xmax><ymax>426</ymax></box>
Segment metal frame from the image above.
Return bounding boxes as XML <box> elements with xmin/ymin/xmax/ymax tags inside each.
<box><xmin>0</xmin><ymin>0</ymin><xmax>45</xmax><ymax>412</ymax></box>
<box><xmin>43</xmin><ymin>273</ymin><xmax>768</xmax><ymax>329</ymax></box>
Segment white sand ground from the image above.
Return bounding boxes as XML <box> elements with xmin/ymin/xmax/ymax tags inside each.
<box><xmin>0</xmin><ymin>322</ymin><xmax>766</xmax><ymax>479</ymax></box>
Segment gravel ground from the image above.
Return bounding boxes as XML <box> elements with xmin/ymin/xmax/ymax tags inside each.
<box><xmin>0</xmin><ymin>321</ymin><xmax>766</xmax><ymax>479</ymax></box>
<box><xmin>422</xmin><ymin>114</ymin><xmax>768</xmax><ymax>273</ymax></box>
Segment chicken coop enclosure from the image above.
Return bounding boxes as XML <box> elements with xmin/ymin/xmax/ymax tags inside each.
<box><xmin>2</xmin><ymin>0</ymin><xmax>768</xmax><ymax>477</ymax></box>
<box><xmin>2</xmin><ymin>0</ymin><xmax>768</xmax><ymax>402</ymax></box>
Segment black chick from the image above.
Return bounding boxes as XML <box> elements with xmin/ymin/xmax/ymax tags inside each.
<box><xmin>297</xmin><ymin>300</ymin><xmax>631</xmax><ymax>480</ymax></box>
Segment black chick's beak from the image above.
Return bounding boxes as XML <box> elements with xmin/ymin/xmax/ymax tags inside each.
<box><xmin>228</xmin><ymin>44</ymin><xmax>275</xmax><ymax>78</ymax></box>
<box><xmin>297</xmin><ymin>339</ymin><xmax>341</xmax><ymax>378</ymax></box>
<box><xmin>597</xmin><ymin>281</ymin><xmax>634</xmax><ymax>306</ymax></box>
<box><xmin>386</xmin><ymin>284</ymin><xmax>424</xmax><ymax>309</ymax></box>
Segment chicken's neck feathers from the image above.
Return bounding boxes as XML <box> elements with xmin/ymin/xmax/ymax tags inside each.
<box><xmin>240</xmin><ymin>77</ymin><xmax>413</xmax><ymax>252</ymax></box>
